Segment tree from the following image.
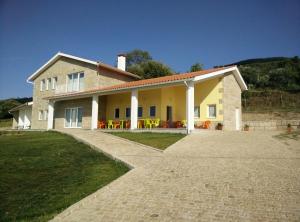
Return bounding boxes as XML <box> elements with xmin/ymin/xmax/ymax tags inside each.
<box><xmin>126</xmin><ymin>49</ymin><xmax>172</xmax><ymax>79</ymax></box>
<box><xmin>190</xmin><ymin>63</ymin><xmax>203</xmax><ymax>72</ymax></box>
<box><xmin>127</xmin><ymin>61</ymin><xmax>172</xmax><ymax>79</ymax></box>
<box><xmin>126</xmin><ymin>49</ymin><xmax>152</xmax><ymax>67</ymax></box>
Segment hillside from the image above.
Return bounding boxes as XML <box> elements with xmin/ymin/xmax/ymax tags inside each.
<box><xmin>224</xmin><ymin>56</ymin><xmax>300</xmax><ymax>90</ymax></box>
<box><xmin>219</xmin><ymin>56</ymin><xmax>300</xmax><ymax>114</ymax></box>
<box><xmin>0</xmin><ymin>97</ymin><xmax>32</xmax><ymax>119</ymax></box>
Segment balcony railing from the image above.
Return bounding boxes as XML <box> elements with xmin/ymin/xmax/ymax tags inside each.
<box><xmin>54</xmin><ymin>84</ymin><xmax>85</xmax><ymax>95</ymax></box>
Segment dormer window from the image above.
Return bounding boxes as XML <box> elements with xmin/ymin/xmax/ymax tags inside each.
<box><xmin>67</xmin><ymin>72</ymin><xmax>84</xmax><ymax>92</ymax></box>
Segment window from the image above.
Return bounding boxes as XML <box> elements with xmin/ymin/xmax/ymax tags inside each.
<box><xmin>40</xmin><ymin>79</ymin><xmax>45</xmax><ymax>91</ymax></box>
<box><xmin>65</xmin><ymin>107</ymin><xmax>83</xmax><ymax>128</ymax></box>
<box><xmin>125</xmin><ymin>107</ymin><xmax>130</xmax><ymax>118</ymax></box>
<box><xmin>46</xmin><ymin>78</ymin><xmax>51</xmax><ymax>90</ymax></box>
<box><xmin>67</xmin><ymin>72</ymin><xmax>84</xmax><ymax>92</ymax></box>
<box><xmin>44</xmin><ymin>110</ymin><xmax>48</xmax><ymax>120</ymax></box>
<box><xmin>149</xmin><ymin>106</ymin><xmax>156</xmax><ymax>117</ymax></box>
<box><xmin>194</xmin><ymin>106</ymin><xmax>200</xmax><ymax>118</ymax></box>
<box><xmin>138</xmin><ymin>107</ymin><xmax>143</xmax><ymax>118</ymax></box>
<box><xmin>208</xmin><ymin>104</ymin><xmax>216</xmax><ymax>118</ymax></box>
<box><xmin>115</xmin><ymin>108</ymin><xmax>120</xmax><ymax>118</ymax></box>
<box><xmin>52</xmin><ymin>77</ymin><xmax>57</xmax><ymax>90</ymax></box>
<box><xmin>38</xmin><ymin>110</ymin><xmax>43</xmax><ymax>120</ymax></box>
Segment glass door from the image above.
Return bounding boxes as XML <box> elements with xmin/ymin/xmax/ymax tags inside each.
<box><xmin>65</xmin><ymin>107</ymin><xmax>83</xmax><ymax>128</ymax></box>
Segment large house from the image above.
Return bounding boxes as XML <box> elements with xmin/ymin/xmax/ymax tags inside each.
<box><xmin>10</xmin><ymin>52</ymin><xmax>247</xmax><ymax>133</ymax></box>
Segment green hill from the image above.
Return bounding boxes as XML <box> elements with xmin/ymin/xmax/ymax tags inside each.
<box><xmin>224</xmin><ymin>56</ymin><xmax>300</xmax><ymax>90</ymax></box>
<box><xmin>0</xmin><ymin>97</ymin><xmax>32</xmax><ymax>119</ymax></box>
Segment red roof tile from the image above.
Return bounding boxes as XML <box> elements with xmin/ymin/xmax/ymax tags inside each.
<box><xmin>46</xmin><ymin>66</ymin><xmax>234</xmax><ymax>100</ymax></box>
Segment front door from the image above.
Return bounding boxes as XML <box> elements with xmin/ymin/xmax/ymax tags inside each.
<box><xmin>166</xmin><ymin>106</ymin><xmax>172</xmax><ymax>126</ymax></box>
<box><xmin>235</xmin><ymin>108</ymin><xmax>240</xmax><ymax>130</ymax></box>
<box><xmin>65</xmin><ymin>107</ymin><xmax>83</xmax><ymax>128</ymax></box>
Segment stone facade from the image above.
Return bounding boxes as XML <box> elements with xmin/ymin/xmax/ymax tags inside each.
<box><xmin>54</xmin><ymin>98</ymin><xmax>92</xmax><ymax>129</ymax></box>
<box><xmin>31</xmin><ymin>57</ymin><xmax>136</xmax><ymax>129</ymax></box>
<box><xmin>242</xmin><ymin>119</ymin><xmax>300</xmax><ymax>131</ymax></box>
<box><xmin>222</xmin><ymin>73</ymin><xmax>242</xmax><ymax>130</ymax></box>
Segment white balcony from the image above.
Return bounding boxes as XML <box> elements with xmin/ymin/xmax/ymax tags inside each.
<box><xmin>54</xmin><ymin>84</ymin><xmax>85</xmax><ymax>95</ymax></box>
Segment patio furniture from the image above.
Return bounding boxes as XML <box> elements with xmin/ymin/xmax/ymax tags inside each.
<box><xmin>144</xmin><ymin>119</ymin><xmax>152</xmax><ymax>129</ymax></box>
<box><xmin>114</xmin><ymin>121</ymin><xmax>120</xmax><ymax>129</ymax></box>
<box><xmin>107</xmin><ymin>120</ymin><xmax>114</xmax><ymax>129</ymax></box>
<box><xmin>125</xmin><ymin>120</ymin><xmax>130</xmax><ymax>129</ymax></box>
<box><xmin>175</xmin><ymin>121</ymin><xmax>182</xmax><ymax>128</ymax></box>
<box><xmin>202</xmin><ymin>120</ymin><xmax>211</xmax><ymax>129</ymax></box>
<box><xmin>97</xmin><ymin>121</ymin><xmax>106</xmax><ymax>129</ymax></box>
<box><xmin>161</xmin><ymin>121</ymin><xmax>169</xmax><ymax>128</ymax></box>
<box><xmin>153</xmin><ymin>119</ymin><xmax>160</xmax><ymax>128</ymax></box>
<box><xmin>138</xmin><ymin>120</ymin><xmax>144</xmax><ymax>128</ymax></box>
<box><xmin>119</xmin><ymin>120</ymin><xmax>126</xmax><ymax>129</ymax></box>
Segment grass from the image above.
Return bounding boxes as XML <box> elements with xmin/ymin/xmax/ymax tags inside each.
<box><xmin>274</xmin><ymin>130</ymin><xmax>300</xmax><ymax>141</ymax></box>
<box><xmin>0</xmin><ymin>131</ymin><xmax>129</xmax><ymax>222</ymax></box>
<box><xmin>108</xmin><ymin>132</ymin><xmax>186</xmax><ymax>150</ymax></box>
<box><xmin>0</xmin><ymin>119</ymin><xmax>12</xmax><ymax>128</ymax></box>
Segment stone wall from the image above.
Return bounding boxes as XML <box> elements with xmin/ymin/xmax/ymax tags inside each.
<box><xmin>222</xmin><ymin>73</ymin><xmax>242</xmax><ymax>130</ymax></box>
<box><xmin>242</xmin><ymin>119</ymin><xmax>300</xmax><ymax>131</ymax></box>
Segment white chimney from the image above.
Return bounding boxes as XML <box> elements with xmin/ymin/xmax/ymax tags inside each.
<box><xmin>117</xmin><ymin>54</ymin><xmax>126</xmax><ymax>71</ymax></box>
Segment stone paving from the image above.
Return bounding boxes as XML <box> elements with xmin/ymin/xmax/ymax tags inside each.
<box><xmin>52</xmin><ymin>130</ymin><xmax>300</xmax><ymax>222</ymax></box>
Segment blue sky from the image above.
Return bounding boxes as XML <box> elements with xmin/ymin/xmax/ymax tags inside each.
<box><xmin>0</xmin><ymin>0</ymin><xmax>299</xmax><ymax>99</ymax></box>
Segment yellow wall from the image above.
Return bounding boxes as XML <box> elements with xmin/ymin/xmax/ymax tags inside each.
<box><xmin>195</xmin><ymin>77</ymin><xmax>223</xmax><ymax>122</ymax></box>
<box><xmin>105</xmin><ymin>92</ymin><xmax>131</xmax><ymax>120</ymax></box>
<box><xmin>104</xmin><ymin>78</ymin><xmax>223</xmax><ymax>122</ymax></box>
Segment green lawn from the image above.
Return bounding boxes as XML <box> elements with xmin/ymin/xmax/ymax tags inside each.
<box><xmin>0</xmin><ymin>131</ymin><xmax>129</xmax><ymax>222</ymax></box>
<box><xmin>108</xmin><ymin>132</ymin><xmax>186</xmax><ymax>150</ymax></box>
<box><xmin>0</xmin><ymin>119</ymin><xmax>12</xmax><ymax>128</ymax></box>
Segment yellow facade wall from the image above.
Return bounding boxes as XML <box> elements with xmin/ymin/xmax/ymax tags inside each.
<box><xmin>104</xmin><ymin>77</ymin><xmax>223</xmax><ymax>122</ymax></box>
<box><xmin>195</xmin><ymin>77</ymin><xmax>223</xmax><ymax>122</ymax></box>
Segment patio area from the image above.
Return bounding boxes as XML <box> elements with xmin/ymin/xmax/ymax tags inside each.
<box><xmin>96</xmin><ymin>119</ymin><xmax>213</xmax><ymax>132</ymax></box>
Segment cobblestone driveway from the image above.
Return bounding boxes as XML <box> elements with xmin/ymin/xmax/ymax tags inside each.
<box><xmin>52</xmin><ymin>130</ymin><xmax>300</xmax><ymax>221</ymax></box>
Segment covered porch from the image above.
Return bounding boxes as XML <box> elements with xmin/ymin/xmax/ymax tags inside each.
<box><xmin>46</xmin><ymin>66</ymin><xmax>246</xmax><ymax>133</ymax></box>
<box><xmin>47</xmin><ymin>78</ymin><xmax>222</xmax><ymax>133</ymax></box>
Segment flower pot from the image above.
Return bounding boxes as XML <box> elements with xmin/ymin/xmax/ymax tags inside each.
<box><xmin>244</xmin><ymin>127</ymin><xmax>249</xmax><ymax>131</ymax></box>
<box><xmin>287</xmin><ymin>127</ymin><xmax>292</xmax><ymax>133</ymax></box>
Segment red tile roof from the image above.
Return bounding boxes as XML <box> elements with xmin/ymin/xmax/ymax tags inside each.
<box><xmin>45</xmin><ymin>66</ymin><xmax>234</xmax><ymax>100</ymax></box>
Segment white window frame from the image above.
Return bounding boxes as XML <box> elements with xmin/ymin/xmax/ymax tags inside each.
<box><xmin>52</xmin><ymin>77</ymin><xmax>57</xmax><ymax>90</ymax></box>
<box><xmin>207</xmin><ymin>104</ymin><xmax>217</xmax><ymax>118</ymax></box>
<box><xmin>44</xmin><ymin>110</ymin><xmax>48</xmax><ymax>120</ymax></box>
<box><xmin>40</xmin><ymin>79</ymin><xmax>45</xmax><ymax>91</ymax></box>
<box><xmin>46</xmin><ymin>78</ymin><xmax>51</xmax><ymax>90</ymax></box>
<box><xmin>66</xmin><ymin>72</ymin><xmax>84</xmax><ymax>92</ymax></box>
<box><xmin>149</xmin><ymin>106</ymin><xmax>156</xmax><ymax>118</ymax></box>
<box><xmin>38</xmin><ymin>110</ymin><xmax>44</xmax><ymax>120</ymax></box>
<box><xmin>64</xmin><ymin>107</ymin><xmax>83</xmax><ymax>128</ymax></box>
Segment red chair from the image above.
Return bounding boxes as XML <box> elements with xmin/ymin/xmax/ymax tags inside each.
<box><xmin>125</xmin><ymin>120</ymin><xmax>130</xmax><ymax>129</ymax></box>
<box><xmin>202</xmin><ymin>120</ymin><xmax>211</xmax><ymax>129</ymax></box>
<box><xmin>114</xmin><ymin>121</ymin><xmax>120</xmax><ymax>129</ymax></box>
<box><xmin>97</xmin><ymin>121</ymin><xmax>106</xmax><ymax>129</ymax></box>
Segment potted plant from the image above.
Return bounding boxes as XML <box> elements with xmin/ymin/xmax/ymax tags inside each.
<box><xmin>287</xmin><ymin>123</ymin><xmax>292</xmax><ymax>133</ymax></box>
<box><xmin>216</xmin><ymin>122</ymin><xmax>223</xmax><ymax>130</ymax></box>
<box><xmin>244</xmin><ymin>124</ymin><xmax>250</xmax><ymax>131</ymax></box>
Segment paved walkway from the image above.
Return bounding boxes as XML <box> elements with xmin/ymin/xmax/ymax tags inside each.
<box><xmin>52</xmin><ymin>130</ymin><xmax>300</xmax><ymax>221</ymax></box>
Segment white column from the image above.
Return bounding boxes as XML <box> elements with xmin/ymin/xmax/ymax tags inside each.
<box><xmin>130</xmin><ymin>89</ymin><xmax>138</xmax><ymax>130</ymax></box>
<box><xmin>186</xmin><ymin>81</ymin><xmax>194</xmax><ymax>133</ymax></box>
<box><xmin>47</xmin><ymin>101</ymin><xmax>54</xmax><ymax>130</ymax></box>
<box><xmin>91</xmin><ymin>95</ymin><xmax>99</xmax><ymax>130</ymax></box>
